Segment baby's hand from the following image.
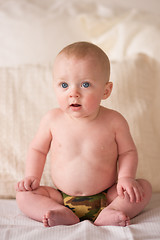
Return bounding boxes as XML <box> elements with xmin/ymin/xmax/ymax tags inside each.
<box><xmin>117</xmin><ymin>177</ymin><xmax>144</xmax><ymax>203</ymax></box>
<box><xmin>16</xmin><ymin>176</ymin><xmax>40</xmax><ymax>192</ymax></box>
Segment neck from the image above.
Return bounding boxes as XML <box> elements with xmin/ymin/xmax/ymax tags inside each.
<box><xmin>65</xmin><ymin>107</ymin><xmax>102</xmax><ymax>124</ymax></box>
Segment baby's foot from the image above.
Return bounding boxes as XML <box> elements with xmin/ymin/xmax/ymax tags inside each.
<box><xmin>43</xmin><ymin>208</ymin><xmax>79</xmax><ymax>227</ymax></box>
<box><xmin>94</xmin><ymin>208</ymin><xmax>130</xmax><ymax>227</ymax></box>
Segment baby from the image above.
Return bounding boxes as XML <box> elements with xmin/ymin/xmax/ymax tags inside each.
<box><xmin>16</xmin><ymin>41</ymin><xmax>152</xmax><ymax>227</ymax></box>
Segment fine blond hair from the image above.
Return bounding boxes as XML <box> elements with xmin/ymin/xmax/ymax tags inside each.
<box><xmin>58</xmin><ymin>41</ymin><xmax>110</xmax><ymax>82</ymax></box>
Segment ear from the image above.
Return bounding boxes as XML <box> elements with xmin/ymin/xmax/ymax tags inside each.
<box><xmin>102</xmin><ymin>82</ymin><xmax>113</xmax><ymax>100</ymax></box>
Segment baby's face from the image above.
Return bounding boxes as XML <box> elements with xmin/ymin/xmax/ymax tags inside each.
<box><xmin>53</xmin><ymin>54</ymin><xmax>111</xmax><ymax>120</ymax></box>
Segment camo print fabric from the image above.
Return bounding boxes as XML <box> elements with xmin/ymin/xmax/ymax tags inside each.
<box><xmin>61</xmin><ymin>191</ymin><xmax>107</xmax><ymax>222</ymax></box>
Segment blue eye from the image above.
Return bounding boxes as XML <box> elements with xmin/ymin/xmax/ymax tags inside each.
<box><xmin>82</xmin><ymin>82</ymin><xmax>90</xmax><ymax>88</ymax></box>
<box><xmin>61</xmin><ymin>82</ymin><xmax>68</xmax><ymax>88</ymax></box>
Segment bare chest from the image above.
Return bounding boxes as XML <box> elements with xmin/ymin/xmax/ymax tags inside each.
<box><xmin>51</xmin><ymin>122</ymin><xmax>117</xmax><ymax>161</ymax></box>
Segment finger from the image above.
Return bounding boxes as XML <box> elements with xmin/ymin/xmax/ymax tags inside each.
<box><xmin>18</xmin><ymin>181</ymin><xmax>26</xmax><ymax>191</ymax></box>
<box><xmin>16</xmin><ymin>181</ymin><xmax>22</xmax><ymax>191</ymax></box>
<box><xmin>24</xmin><ymin>180</ymin><xmax>32</xmax><ymax>191</ymax></box>
<box><xmin>134</xmin><ymin>182</ymin><xmax>145</xmax><ymax>202</ymax></box>
<box><xmin>31</xmin><ymin>179</ymin><xmax>39</xmax><ymax>190</ymax></box>
<box><xmin>126</xmin><ymin>187</ymin><xmax>136</xmax><ymax>203</ymax></box>
<box><xmin>117</xmin><ymin>185</ymin><xmax>125</xmax><ymax>199</ymax></box>
<box><xmin>137</xmin><ymin>184</ymin><xmax>145</xmax><ymax>202</ymax></box>
<box><xmin>133</xmin><ymin>187</ymin><xmax>141</xmax><ymax>203</ymax></box>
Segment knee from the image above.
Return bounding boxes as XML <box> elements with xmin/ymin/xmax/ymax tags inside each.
<box><xmin>16</xmin><ymin>191</ymin><xmax>29</xmax><ymax>210</ymax></box>
<box><xmin>106</xmin><ymin>184</ymin><xmax>118</xmax><ymax>204</ymax></box>
<box><xmin>16</xmin><ymin>186</ymin><xmax>47</xmax><ymax>206</ymax></box>
<box><xmin>16</xmin><ymin>191</ymin><xmax>25</xmax><ymax>203</ymax></box>
<box><xmin>137</xmin><ymin>179</ymin><xmax>152</xmax><ymax>201</ymax></box>
<box><xmin>138</xmin><ymin>179</ymin><xmax>152</xmax><ymax>192</ymax></box>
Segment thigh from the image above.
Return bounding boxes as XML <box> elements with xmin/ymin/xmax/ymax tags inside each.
<box><xmin>32</xmin><ymin>186</ymin><xmax>64</xmax><ymax>205</ymax></box>
<box><xmin>105</xmin><ymin>179</ymin><xmax>152</xmax><ymax>205</ymax></box>
<box><xmin>105</xmin><ymin>184</ymin><xmax>118</xmax><ymax>205</ymax></box>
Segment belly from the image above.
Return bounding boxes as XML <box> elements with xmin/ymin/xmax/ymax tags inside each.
<box><xmin>51</xmin><ymin>156</ymin><xmax>117</xmax><ymax>196</ymax></box>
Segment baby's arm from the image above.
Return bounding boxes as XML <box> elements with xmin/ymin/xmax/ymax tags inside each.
<box><xmin>16</xmin><ymin>111</ymin><xmax>53</xmax><ymax>192</ymax></box>
<box><xmin>115</xmin><ymin>114</ymin><xmax>144</xmax><ymax>203</ymax></box>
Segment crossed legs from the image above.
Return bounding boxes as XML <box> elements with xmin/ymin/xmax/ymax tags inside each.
<box><xmin>94</xmin><ymin>179</ymin><xmax>152</xmax><ymax>226</ymax></box>
<box><xmin>16</xmin><ymin>186</ymin><xmax>79</xmax><ymax>227</ymax></box>
<box><xmin>16</xmin><ymin>179</ymin><xmax>152</xmax><ymax>227</ymax></box>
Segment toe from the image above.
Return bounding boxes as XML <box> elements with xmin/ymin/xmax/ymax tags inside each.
<box><xmin>43</xmin><ymin>215</ymin><xmax>50</xmax><ymax>227</ymax></box>
<box><xmin>116</xmin><ymin>213</ymin><xmax>130</xmax><ymax>227</ymax></box>
<box><xmin>125</xmin><ymin>217</ymin><xmax>130</xmax><ymax>226</ymax></box>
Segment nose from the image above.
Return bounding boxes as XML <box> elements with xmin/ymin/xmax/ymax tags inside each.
<box><xmin>69</xmin><ymin>87</ymin><xmax>80</xmax><ymax>98</ymax></box>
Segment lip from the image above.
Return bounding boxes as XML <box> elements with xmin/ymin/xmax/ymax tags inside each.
<box><xmin>70</xmin><ymin>103</ymin><xmax>82</xmax><ymax>111</ymax></box>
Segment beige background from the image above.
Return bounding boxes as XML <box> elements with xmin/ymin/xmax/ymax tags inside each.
<box><xmin>0</xmin><ymin>0</ymin><xmax>160</xmax><ymax>198</ymax></box>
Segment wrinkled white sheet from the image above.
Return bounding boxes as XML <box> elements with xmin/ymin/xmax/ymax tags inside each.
<box><xmin>0</xmin><ymin>194</ymin><xmax>160</xmax><ymax>240</ymax></box>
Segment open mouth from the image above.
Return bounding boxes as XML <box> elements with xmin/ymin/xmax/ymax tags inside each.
<box><xmin>70</xmin><ymin>104</ymin><xmax>81</xmax><ymax>110</ymax></box>
<box><xmin>70</xmin><ymin>104</ymin><xmax>81</xmax><ymax>107</ymax></box>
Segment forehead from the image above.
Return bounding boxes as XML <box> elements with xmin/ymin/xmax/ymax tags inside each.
<box><xmin>54</xmin><ymin>53</ymin><xmax>103</xmax><ymax>72</ymax></box>
<box><xmin>53</xmin><ymin>55</ymin><xmax>105</xmax><ymax>82</ymax></box>
<box><xmin>53</xmin><ymin>54</ymin><xmax>109</xmax><ymax>85</ymax></box>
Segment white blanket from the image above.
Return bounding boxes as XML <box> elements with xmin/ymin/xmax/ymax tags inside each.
<box><xmin>0</xmin><ymin>194</ymin><xmax>160</xmax><ymax>240</ymax></box>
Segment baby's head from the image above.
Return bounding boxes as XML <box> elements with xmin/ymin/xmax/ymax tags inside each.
<box><xmin>55</xmin><ymin>41</ymin><xmax>110</xmax><ymax>83</ymax></box>
<box><xmin>53</xmin><ymin>42</ymin><xmax>112</xmax><ymax>120</ymax></box>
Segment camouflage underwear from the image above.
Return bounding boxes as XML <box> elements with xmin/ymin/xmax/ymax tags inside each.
<box><xmin>60</xmin><ymin>191</ymin><xmax>107</xmax><ymax>222</ymax></box>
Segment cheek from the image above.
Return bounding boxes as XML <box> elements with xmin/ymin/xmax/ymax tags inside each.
<box><xmin>56</xmin><ymin>94</ymin><xmax>67</xmax><ymax>109</ymax></box>
<box><xmin>84</xmin><ymin>93</ymin><xmax>102</xmax><ymax>110</ymax></box>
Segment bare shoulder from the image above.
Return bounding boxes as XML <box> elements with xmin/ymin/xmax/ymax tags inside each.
<box><xmin>101</xmin><ymin>106</ymin><xmax>129</xmax><ymax>129</ymax></box>
<box><xmin>40</xmin><ymin>108</ymin><xmax>63</xmax><ymax>126</ymax></box>
<box><xmin>44</xmin><ymin>108</ymin><xmax>63</xmax><ymax>119</ymax></box>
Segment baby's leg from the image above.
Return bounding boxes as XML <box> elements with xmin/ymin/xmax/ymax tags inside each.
<box><xmin>94</xmin><ymin>179</ymin><xmax>152</xmax><ymax>226</ymax></box>
<box><xmin>16</xmin><ymin>186</ymin><xmax>79</xmax><ymax>227</ymax></box>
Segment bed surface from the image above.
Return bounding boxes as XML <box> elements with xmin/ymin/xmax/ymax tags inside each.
<box><xmin>0</xmin><ymin>193</ymin><xmax>160</xmax><ymax>240</ymax></box>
